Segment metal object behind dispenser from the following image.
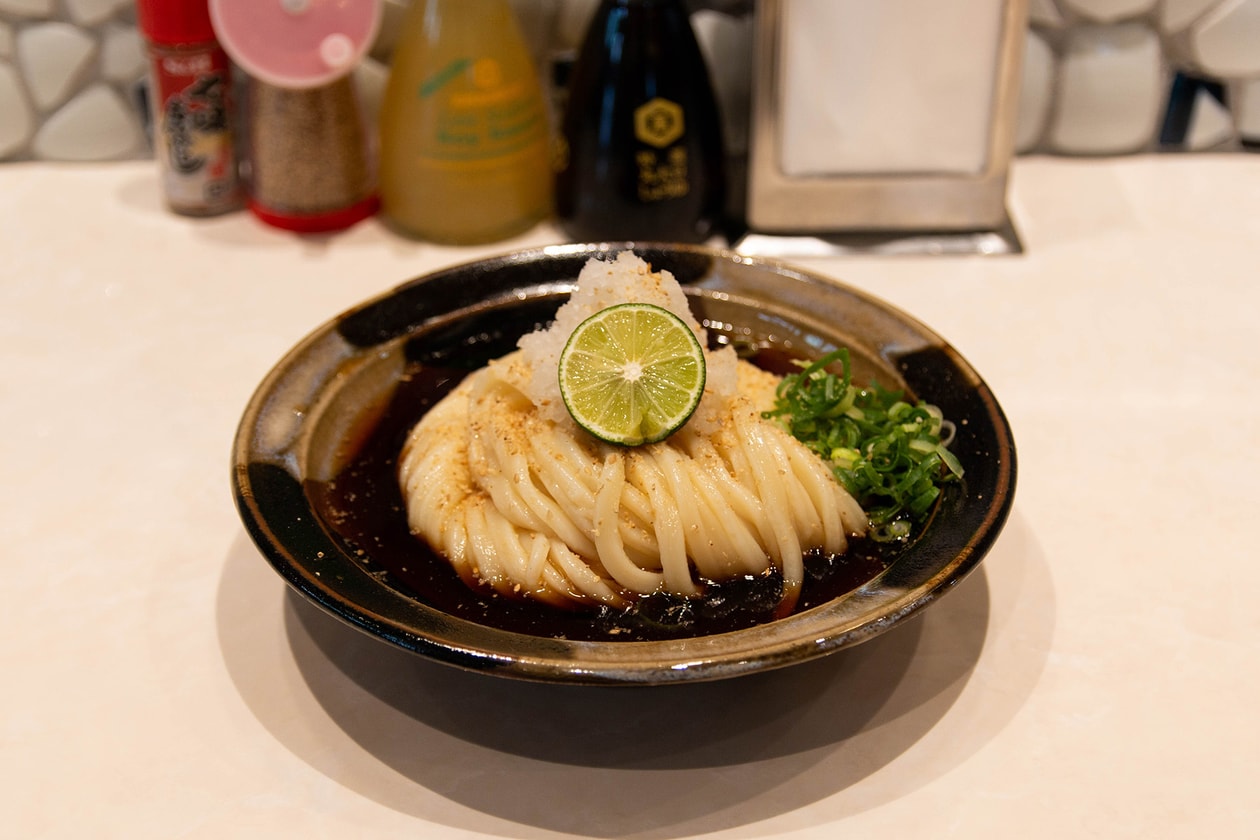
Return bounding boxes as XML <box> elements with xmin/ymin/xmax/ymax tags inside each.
<box><xmin>745</xmin><ymin>0</ymin><xmax>1028</xmax><ymax>237</ymax></box>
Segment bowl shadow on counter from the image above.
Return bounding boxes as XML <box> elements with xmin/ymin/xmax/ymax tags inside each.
<box><xmin>218</xmin><ymin>512</ymin><xmax>1049</xmax><ymax>837</ymax></box>
<box><xmin>291</xmin><ymin>573</ymin><xmax>978</xmax><ymax>827</ymax></box>
<box><xmin>286</xmin><ymin>577</ymin><xmax>951</xmax><ymax>759</ymax></box>
<box><xmin>286</xmin><ymin>588</ymin><xmax>961</xmax><ymax>831</ymax></box>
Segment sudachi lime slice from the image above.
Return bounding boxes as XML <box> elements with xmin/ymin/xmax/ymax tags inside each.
<box><xmin>558</xmin><ymin>303</ymin><xmax>707</xmax><ymax>446</ymax></box>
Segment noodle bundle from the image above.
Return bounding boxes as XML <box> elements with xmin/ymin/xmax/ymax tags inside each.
<box><xmin>398</xmin><ymin>253</ymin><xmax>867</xmax><ymax>613</ymax></box>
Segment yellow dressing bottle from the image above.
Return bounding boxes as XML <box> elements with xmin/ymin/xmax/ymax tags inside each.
<box><xmin>379</xmin><ymin>0</ymin><xmax>553</xmax><ymax>244</ymax></box>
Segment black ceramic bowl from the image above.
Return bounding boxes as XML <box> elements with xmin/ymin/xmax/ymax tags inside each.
<box><xmin>231</xmin><ymin>243</ymin><xmax>1016</xmax><ymax>684</ymax></box>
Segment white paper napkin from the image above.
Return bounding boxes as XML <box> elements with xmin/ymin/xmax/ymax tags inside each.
<box><xmin>777</xmin><ymin>0</ymin><xmax>1005</xmax><ymax>176</ymax></box>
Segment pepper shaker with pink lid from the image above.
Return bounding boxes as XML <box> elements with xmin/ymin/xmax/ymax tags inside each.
<box><xmin>209</xmin><ymin>0</ymin><xmax>382</xmax><ymax>233</ymax></box>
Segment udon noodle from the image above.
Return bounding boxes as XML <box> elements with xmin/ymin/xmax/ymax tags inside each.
<box><xmin>398</xmin><ymin>253</ymin><xmax>867</xmax><ymax>613</ymax></box>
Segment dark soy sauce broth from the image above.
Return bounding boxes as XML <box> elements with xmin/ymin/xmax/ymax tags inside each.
<box><xmin>307</xmin><ymin>336</ymin><xmax>901</xmax><ymax>642</ymax></box>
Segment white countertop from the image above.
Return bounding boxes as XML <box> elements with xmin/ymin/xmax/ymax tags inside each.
<box><xmin>2</xmin><ymin>156</ymin><xmax>1257</xmax><ymax>838</ymax></box>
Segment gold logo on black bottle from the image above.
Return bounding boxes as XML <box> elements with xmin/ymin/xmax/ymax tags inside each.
<box><xmin>634</xmin><ymin>98</ymin><xmax>684</xmax><ymax>148</ymax></box>
<box><xmin>633</xmin><ymin>98</ymin><xmax>689</xmax><ymax>201</ymax></box>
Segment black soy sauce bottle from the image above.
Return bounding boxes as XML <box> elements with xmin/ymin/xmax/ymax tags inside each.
<box><xmin>555</xmin><ymin>0</ymin><xmax>726</xmax><ymax>243</ymax></box>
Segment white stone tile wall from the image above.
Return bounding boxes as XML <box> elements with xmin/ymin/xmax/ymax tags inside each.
<box><xmin>2</xmin><ymin>0</ymin><xmax>1259</xmax><ymax>163</ymax></box>
<box><xmin>0</xmin><ymin>0</ymin><xmax>146</xmax><ymax>161</ymax></box>
<box><xmin>1019</xmin><ymin>0</ymin><xmax>1260</xmax><ymax>152</ymax></box>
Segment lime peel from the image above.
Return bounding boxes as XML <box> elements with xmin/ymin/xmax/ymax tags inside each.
<box><xmin>558</xmin><ymin>303</ymin><xmax>707</xmax><ymax>446</ymax></box>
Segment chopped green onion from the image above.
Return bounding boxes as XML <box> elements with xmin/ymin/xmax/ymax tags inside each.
<box><xmin>763</xmin><ymin>347</ymin><xmax>963</xmax><ymax>542</ymax></box>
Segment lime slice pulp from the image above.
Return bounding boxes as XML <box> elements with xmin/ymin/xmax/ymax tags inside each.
<box><xmin>558</xmin><ymin>303</ymin><xmax>707</xmax><ymax>446</ymax></box>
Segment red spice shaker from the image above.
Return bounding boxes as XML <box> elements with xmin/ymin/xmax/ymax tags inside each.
<box><xmin>136</xmin><ymin>0</ymin><xmax>242</xmax><ymax>216</ymax></box>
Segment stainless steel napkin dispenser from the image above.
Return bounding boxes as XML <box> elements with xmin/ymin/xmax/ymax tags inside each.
<box><xmin>745</xmin><ymin>0</ymin><xmax>1028</xmax><ymax>234</ymax></box>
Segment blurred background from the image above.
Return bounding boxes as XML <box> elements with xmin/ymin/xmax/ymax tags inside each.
<box><xmin>4</xmin><ymin>0</ymin><xmax>1255</xmax><ymax>163</ymax></box>
<box><xmin>1</xmin><ymin>0</ymin><xmax>1255</xmax><ymax>237</ymax></box>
